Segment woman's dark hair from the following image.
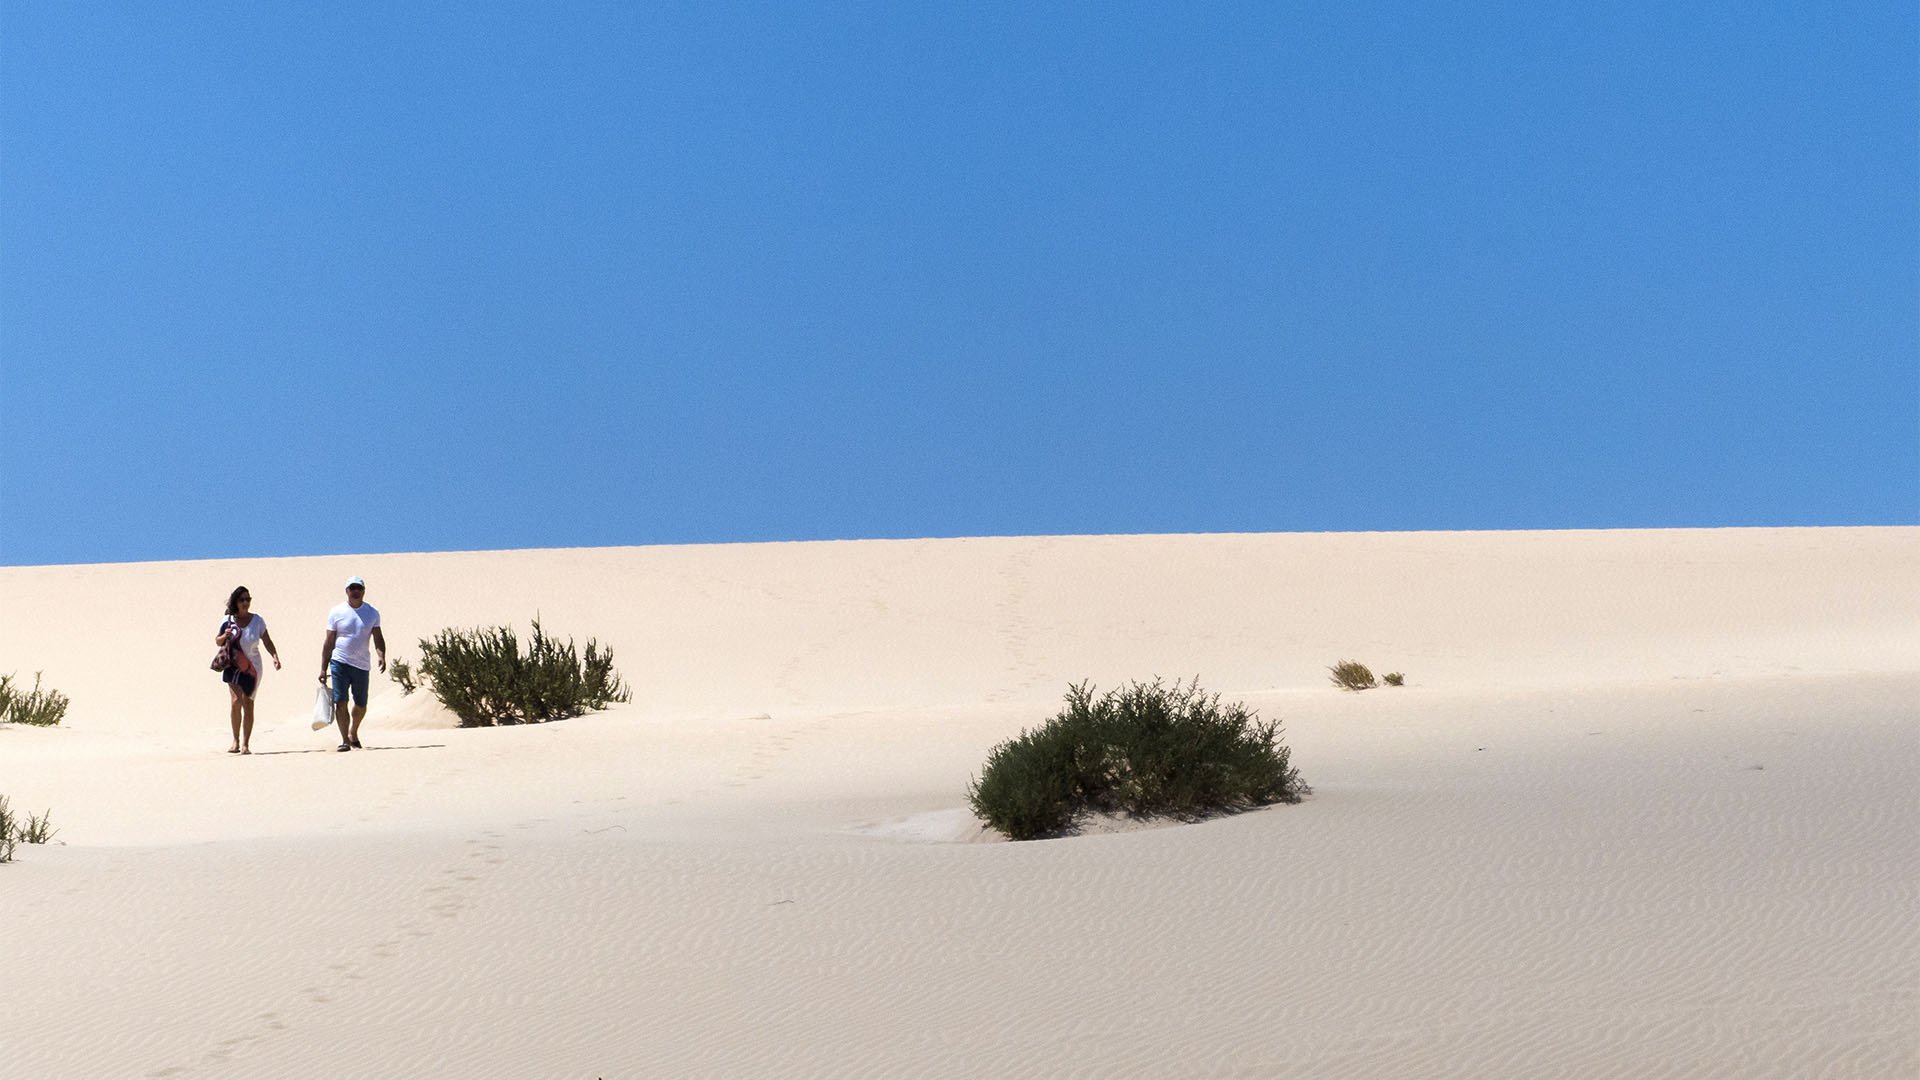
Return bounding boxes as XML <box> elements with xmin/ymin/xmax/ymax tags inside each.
<box><xmin>226</xmin><ymin>586</ymin><xmax>251</xmax><ymax>618</ymax></box>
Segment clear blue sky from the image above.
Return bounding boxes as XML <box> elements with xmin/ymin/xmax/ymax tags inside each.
<box><xmin>3</xmin><ymin>2</ymin><xmax>1915</xmax><ymax>566</ymax></box>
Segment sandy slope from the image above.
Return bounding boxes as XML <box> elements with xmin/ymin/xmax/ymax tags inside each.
<box><xmin>1</xmin><ymin>527</ymin><xmax>1915</xmax><ymax>1078</ymax></box>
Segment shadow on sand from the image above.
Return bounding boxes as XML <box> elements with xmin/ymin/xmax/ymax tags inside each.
<box><xmin>246</xmin><ymin>743</ymin><xmax>446</xmax><ymax>756</ymax></box>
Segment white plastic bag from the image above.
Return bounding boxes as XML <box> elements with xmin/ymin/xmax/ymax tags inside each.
<box><xmin>312</xmin><ymin>683</ymin><xmax>335</xmax><ymax>731</ymax></box>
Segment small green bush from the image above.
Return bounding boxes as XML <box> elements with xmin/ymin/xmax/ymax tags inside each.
<box><xmin>389</xmin><ymin>658</ymin><xmax>420</xmax><ymax>696</ymax></box>
<box><xmin>414</xmin><ymin>618</ymin><xmax>631</xmax><ymax>727</ymax></box>
<box><xmin>969</xmin><ymin>679</ymin><xmax>1308</xmax><ymax>841</ymax></box>
<box><xmin>0</xmin><ymin>796</ymin><xmax>55</xmax><ymax>862</ymax></box>
<box><xmin>1382</xmin><ymin>671</ymin><xmax>1405</xmax><ymax>686</ymax></box>
<box><xmin>16</xmin><ymin>808</ymin><xmax>55</xmax><ymax>845</ymax></box>
<box><xmin>1328</xmin><ymin>660</ymin><xmax>1377</xmax><ymax>691</ymax></box>
<box><xmin>0</xmin><ymin>671</ymin><xmax>69</xmax><ymax>726</ymax></box>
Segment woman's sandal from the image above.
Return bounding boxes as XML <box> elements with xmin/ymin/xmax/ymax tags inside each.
<box><xmin>338</xmin><ymin>743</ymin><xmax>353</xmax><ymax>752</ymax></box>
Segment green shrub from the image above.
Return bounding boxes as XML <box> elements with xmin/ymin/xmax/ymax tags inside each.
<box><xmin>389</xmin><ymin>658</ymin><xmax>420</xmax><ymax>696</ymax></box>
<box><xmin>967</xmin><ymin>718</ymin><xmax>1085</xmax><ymax>841</ymax></box>
<box><xmin>413</xmin><ymin>618</ymin><xmax>630</xmax><ymax>727</ymax></box>
<box><xmin>16</xmin><ymin>808</ymin><xmax>55</xmax><ymax>845</ymax></box>
<box><xmin>0</xmin><ymin>796</ymin><xmax>54</xmax><ymax>862</ymax></box>
<box><xmin>1382</xmin><ymin>671</ymin><xmax>1405</xmax><ymax>686</ymax></box>
<box><xmin>968</xmin><ymin>679</ymin><xmax>1308</xmax><ymax>841</ymax></box>
<box><xmin>0</xmin><ymin>671</ymin><xmax>69</xmax><ymax>726</ymax></box>
<box><xmin>1328</xmin><ymin>660</ymin><xmax>1377</xmax><ymax>691</ymax></box>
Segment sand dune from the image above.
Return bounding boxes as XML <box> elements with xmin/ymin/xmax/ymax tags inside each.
<box><xmin>1</xmin><ymin>527</ymin><xmax>1915</xmax><ymax>1077</ymax></box>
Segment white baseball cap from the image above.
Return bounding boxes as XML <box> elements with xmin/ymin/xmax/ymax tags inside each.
<box><xmin>345</xmin><ymin>576</ymin><xmax>366</xmax><ymax>589</ymax></box>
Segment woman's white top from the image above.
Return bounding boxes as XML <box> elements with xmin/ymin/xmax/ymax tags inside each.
<box><xmin>226</xmin><ymin>614</ymin><xmax>269</xmax><ymax>677</ymax></box>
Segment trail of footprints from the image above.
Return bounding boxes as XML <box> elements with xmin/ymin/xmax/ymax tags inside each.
<box><xmin>985</xmin><ymin>539</ymin><xmax>1053</xmax><ymax>705</ymax></box>
<box><xmin>145</xmin><ymin>829</ymin><xmax>517</xmax><ymax>1079</ymax></box>
<box><xmin>718</xmin><ymin>714</ymin><xmax>833</xmax><ymax>789</ymax></box>
<box><xmin>360</xmin><ymin>761</ymin><xmax>469</xmax><ymax>827</ymax></box>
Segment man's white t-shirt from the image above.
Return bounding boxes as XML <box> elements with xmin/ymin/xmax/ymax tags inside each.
<box><xmin>327</xmin><ymin>601</ymin><xmax>382</xmax><ymax>670</ymax></box>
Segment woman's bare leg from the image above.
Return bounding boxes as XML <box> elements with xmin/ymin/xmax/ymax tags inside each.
<box><xmin>228</xmin><ymin>685</ymin><xmax>244</xmax><ymax>752</ymax></box>
<box><xmin>240</xmin><ymin>695</ymin><xmax>255</xmax><ymax>753</ymax></box>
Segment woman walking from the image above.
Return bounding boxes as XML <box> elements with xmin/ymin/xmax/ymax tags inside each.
<box><xmin>216</xmin><ymin>585</ymin><xmax>281</xmax><ymax>753</ymax></box>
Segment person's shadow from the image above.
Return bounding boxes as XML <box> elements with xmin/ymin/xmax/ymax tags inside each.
<box><xmin>249</xmin><ymin>743</ymin><xmax>446</xmax><ymax>755</ymax></box>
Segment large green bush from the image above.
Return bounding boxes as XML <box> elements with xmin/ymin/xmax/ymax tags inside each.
<box><xmin>969</xmin><ymin>679</ymin><xmax>1308</xmax><ymax>841</ymax></box>
<box><xmin>0</xmin><ymin>671</ymin><xmax>69</xmax><ymax>726</ymax></box>
<box><xmin>409</xmin><ymin>619</ymin><xmax>631</xmax><ymax>727</ymax></box>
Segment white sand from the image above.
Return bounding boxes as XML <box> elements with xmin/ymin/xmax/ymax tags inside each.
<box><xmin>1</xmin><ymin>527</ymin><xmax>1915</xmax><ymax>1078</ymax></box>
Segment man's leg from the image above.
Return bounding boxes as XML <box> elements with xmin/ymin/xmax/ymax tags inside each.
<box><xmin>346</xmin><ymin>664</ymin><xmax>370</xmax><ymax>746</ymax></box>
<box><xmin>331</xmin><ymin>661</ymin><xmax>353</xmax><ymax>747</ymax></box>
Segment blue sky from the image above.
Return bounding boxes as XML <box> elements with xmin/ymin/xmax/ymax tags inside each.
<box><xmin>3</xmin><ymin>2</ymin><xmax>1914</xmax><ymax>566</ymax></box>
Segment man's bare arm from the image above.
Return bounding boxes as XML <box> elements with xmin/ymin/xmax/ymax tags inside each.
<box><xmin>319</xmin><ymin>630</ymin><xmax>338</xmax><ymax>683</ymax></box>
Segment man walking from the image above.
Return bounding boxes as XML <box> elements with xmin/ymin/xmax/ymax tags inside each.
<box><xmin>319</xmin><ymin>576</ymin><xmax>386</xmax><ymax>751</ymax></box>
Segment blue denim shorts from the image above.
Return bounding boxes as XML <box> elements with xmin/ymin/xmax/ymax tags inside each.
<box><xmin>329</xmin><ymin>660</ymin><xmax>371</xmax><ymax>708</ymax></box>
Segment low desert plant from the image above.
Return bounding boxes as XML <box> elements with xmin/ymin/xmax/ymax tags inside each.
<box><xmin>16</xmin><ymin>808</ymin><xmax>56</xmax><ymax>845</ymax></box>
<box><xmin>1383</xmin><ymin>671</ymin><xmax>1405</xmax><ymax>686</ymax></box>
<box><xmin>968</xmin><ymin>678</ymin><xmax>1308</xmax><ymax>841</ymax></box>
<box><xmin>0</xmin><ymin>796</ymin><xmax>55</xmax><ymax>860</ymax></box>
<box><xmin>414</xmin><ymin>618</ymin><xmax>630</xmax><ymax>727</ymax></box>
<box><xmin>1328</xmin><ymin>660</ymin><xmax>1378</xmax><ymax>691</ymax></box>
<box><xmin>389</xmin><ymin>658</ymin><xmax>420</xmax><ymax>696</ymax></box>
<box><xmin>966</xmin><ymin>718</ymin><xmax>1085</xmax><ymax>840</ymax></box>
<box><xmin>0</xmin><ymin>671</ymin><xmax>70</xmax><ymax>726</ymax></box>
